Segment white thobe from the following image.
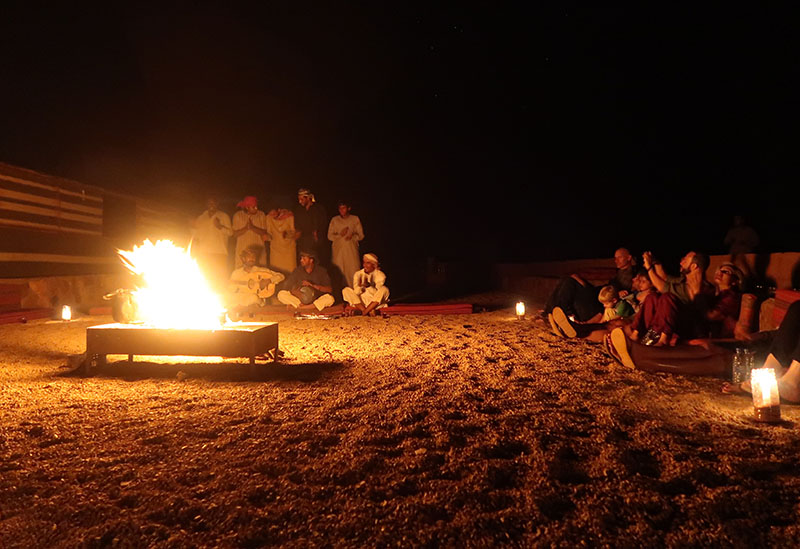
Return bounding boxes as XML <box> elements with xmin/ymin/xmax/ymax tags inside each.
<box><xmin>328</xmin><ymin>215</ymin><xmax>364</xmax><ymax>286</ymax></box>
<box><xmin>227</xmin><ymin>266</ymin><xmax>285</xmax><ymax>308</ymax></box>
<box><xmin>192</xmin><ymin>210</ymin><xmax>233</xmax><ymax>289</ymax></box>
<box><xmin>266</xmin><ymin>214</ymin><xmax>297</xmax><ymax>274</ymax></box>
<box><xmin>232</xmin><ymin>210</ymin><xmax>269</xmax><ymax>267</ymax></box>
<box><xmin>193</xmin><ymin>210</ymin><xmax>232</xmax><ymax>255</ymax></box>
<box><xmin>342</xmin><ymin>268</ymin><xmax>389</xmax><ymax>307</ymax></box>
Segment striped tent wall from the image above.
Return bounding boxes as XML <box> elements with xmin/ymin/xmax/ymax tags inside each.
<box><xmin>135</xmin><ymin>204</ymin><xmax>191</xmax><ymax>245</ymax></box>
<box><xmin>0</xmin><ymin>163</ymin><xmax>191</xmax><ymax>279</ymax></box>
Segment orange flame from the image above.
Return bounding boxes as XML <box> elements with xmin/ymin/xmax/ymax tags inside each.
<box><xmin>118</xmin><ymin>239</ymin><xmax>225</xmax><ymax>329</ymax></box>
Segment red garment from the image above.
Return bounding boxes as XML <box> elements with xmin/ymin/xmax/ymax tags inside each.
<box><xmin>630</xmin><ymin>292</ymin><xmax>679</xmax><ymax>338</ymax></box>
<box><xmin>237</xmin><ymin>196</ymin><xmax>258</xmax><ymax>208</ymax></box>
<box><xmin>709</xmin><ymin>289</ymin><xmax>741</xmax><ymax>338</ymax></box>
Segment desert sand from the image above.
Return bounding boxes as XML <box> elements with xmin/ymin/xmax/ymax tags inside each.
<box><xmin>1</xmin><ymin>291</ymin><xmax>799</xmax><ymax>547</ymax></box>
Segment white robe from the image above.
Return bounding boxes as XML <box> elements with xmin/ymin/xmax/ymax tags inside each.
<box><xmin>328</xmin><ymin>214</ymin><xmax>364</xmax><ymax>286</ymax></box>
<box><xmin>227</xmin><ymin>265</ymin><xmax>284</xmax><ymax>308</ymax></box>
<box><xmin>192</xmin><ymin>210</ymin><xmax>232</xmax><ymax>255</ymax></box>
<box><xmin>266</xmin><ymin>214</ymin><xmax>297</xmax><ymax>275</ymax></box>
<box><xmin>342</xmin><ymin>268</ymin><xmax>389</xmax><ymax>307</ymax></box>
<box><xmin>232</xmin><ymin>210</ymin><xmax>269</xmax><ymax>267</ymax></box>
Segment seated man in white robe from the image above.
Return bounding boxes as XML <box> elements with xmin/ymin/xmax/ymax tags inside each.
<box><xmin>227</xmin><ymin>248</ymin><xmax>285</xmax><ymax>314</ymax></box>
<box><xmin>342</xmin><ymin>253</ymin><xmax>390</xmax><ymax>317</ymax></box>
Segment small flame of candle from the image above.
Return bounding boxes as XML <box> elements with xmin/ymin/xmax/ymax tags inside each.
<box><xmin>515</xmin><ymin>302</ymin><xmax>525</xmax><ymax>318</ymax></box>
<box><xmin>61</xmin><ymin>305</ymin><xmax>72</xmax><ymax>321</ymax></box>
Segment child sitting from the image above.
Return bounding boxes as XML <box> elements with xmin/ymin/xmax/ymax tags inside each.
<box><xmin>599</xmin><ymin>284</ymin><xmax>635</xmax><ymax>322</ymax></box>
<box><xmin>549</xmin><ymin>284</ymin><xmax>634</xmax><ymax>340</ymax></box>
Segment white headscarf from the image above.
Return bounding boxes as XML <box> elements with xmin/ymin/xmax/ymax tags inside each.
<box><xmin>297</xmin><ymin>188</ymin><xmax>315</xmax><ymax>203</ymax></box>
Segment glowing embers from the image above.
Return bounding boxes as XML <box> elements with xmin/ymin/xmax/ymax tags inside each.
<box><xmin>118</xmin><ymin>239</ymin><xmax>225</xmax><ymax>329</ymax></box>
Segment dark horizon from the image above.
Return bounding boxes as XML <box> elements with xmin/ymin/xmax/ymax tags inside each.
<box><xmin>1</xmin><ymin>5</ymin><xmax>798</xmax><ymax>265</ymax></box>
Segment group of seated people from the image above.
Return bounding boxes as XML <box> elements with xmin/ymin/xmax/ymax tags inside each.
<box><xmin>543</xmin><ymin>247</ymin><xmax>800</xmax><ymax>404</ymax></box>
<box><xmin>225</xmin><ymin>247</ymin><xmax>389</xmax><ymax>318</ymax></box>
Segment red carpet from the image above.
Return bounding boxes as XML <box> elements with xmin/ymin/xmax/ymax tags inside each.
<box><xmin>379</xmin><ymin>303</ymin><xmax>473</xmax><ymax>316</ymax></box>
<box><xmin>0</xmin><ymin>308</ymin><xmax>53</xmax><ymax>324</ymax></box>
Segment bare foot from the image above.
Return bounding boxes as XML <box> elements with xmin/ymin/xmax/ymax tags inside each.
<box><xmin>720</xmin><ymin>365</ymin><xmax>791</xmax><ymax>396</ymax></box>
<box><xmin>721</xmin><ymin>380</ymin><xmax>751</xmax><ymax>395</ymax></box>
<box><xmin>687</xmin><ymin>338</ymin><xmax>711</xmax><ymax>351</ymax></box>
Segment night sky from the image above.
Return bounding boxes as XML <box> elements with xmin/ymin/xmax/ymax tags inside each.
<box><xmin>1</xmin><ymin>5</ymin><xmax>798</xmax><ymax>269</ymax></box>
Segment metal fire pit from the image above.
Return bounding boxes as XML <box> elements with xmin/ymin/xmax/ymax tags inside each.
<box><xmin>83</xmin><ymin>322</ymin><xmax>278</xmax><ymax>375</ymax></box>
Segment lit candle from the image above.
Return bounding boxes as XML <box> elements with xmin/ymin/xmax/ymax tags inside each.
<box><xmin>515</xmin><ymin>301</ymin><xmax>525</xmax><ymax>319</ymax></box>
<box><xmin>61</xmin><ymin>305</ymin><xmax>72</xmax><ymax>321</ymax></box>
<box><xmin>750</xmin><ymin>367</ymin><xmax>781</xmax><ymax>423</ymax></box>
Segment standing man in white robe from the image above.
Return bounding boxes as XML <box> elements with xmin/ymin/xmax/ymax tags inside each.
<box><xmin>342</xmin><ymin>253</ymin><xmax>389</xmax><ymax>316</ymax></box>
<box><xmin>328</xmin><ymin>200</ymin><xmax>364</xmax><ymax>287</ymax></box>
<box><xmin>192</xmin><ymin>197</ymin><xmax>232</xmax><ymax>291</ymax></box>
<box><xmin>265</xmin><ymin>204</ymin><xmax>297</xmax><ymax>276</ymax></box>
<box><xmin>232</xmin><ymin>195</ymin><xmax>269</xmax><ymax>268</ymax></box>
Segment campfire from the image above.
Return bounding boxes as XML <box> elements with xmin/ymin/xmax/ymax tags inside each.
<box><xmin>82</xmin><ymin>239</ymin><xmax>278</xmax><ymax>374</ymax></box>
<box><xmin>117</xmin><ymin>239</ymin><xmax>226</xmax><ymax>329</ymax></box>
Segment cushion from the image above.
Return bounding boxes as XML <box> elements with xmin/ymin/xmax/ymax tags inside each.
<box><xmin>773</xmin><ymin>289</ymin><xmax>800</xmax><ymax>327</ymax></box>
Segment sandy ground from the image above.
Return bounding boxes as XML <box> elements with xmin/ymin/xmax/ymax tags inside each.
<box><xmin>1</xmin><ymin>291</ymin><xmax>799</xmax><ymax>548</ymax></box>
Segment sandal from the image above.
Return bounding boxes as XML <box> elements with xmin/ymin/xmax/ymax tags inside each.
<box><xmin>548</xmin><ymin>313</ymin><xmax>565</xmax><ymax>338</ymax></box>
<box><xmin>603</xmin><ymin>332</ymin><xmax>621</xmax><ymax>364</ymax></box>
<box><xmin>552</xmin><ymin>307</ymin><xmax>577</xmax><ymax>338</ymax></box>
<box><xmin>610</xmin><ymin>328</ymin><xmax>636</xmax><ymax>369</ymax></box>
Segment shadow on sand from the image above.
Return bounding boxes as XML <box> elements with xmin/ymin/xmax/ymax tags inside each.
<box><xmin>58</xmin><ymin>357</ymin><xmax>344</xmax><ymax>383</ymax></box>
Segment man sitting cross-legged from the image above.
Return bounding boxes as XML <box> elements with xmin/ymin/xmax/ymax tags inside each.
<box><xmin>342</xmin><ymin>253</ymin><xmax>390</xmax><ymax>317</ymax></box>
<box><xmin>276</xmin><ymin>250</ymin><xmax>335</xmax><ymax>312</ymax></box>
<box><xmin>226</xmin><ymin>248</ymin><xmax>285</xmax><ymax>318</ymax></box>
<box><xmin>637</xmin><ymin>249</ymin><xmax>715</xmax><ymax>345</ymax></box>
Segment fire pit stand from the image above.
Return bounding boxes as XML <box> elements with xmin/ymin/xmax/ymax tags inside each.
<box><xmin>82</xmin><ymin>322</ymin><xmax>279</xmax><ymax>375</ymax></box>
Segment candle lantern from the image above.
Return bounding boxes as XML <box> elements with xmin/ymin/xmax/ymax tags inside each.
<box><xmin>515</xmin><ymin>301</ymin><xmax>525</xmax><ymax>320</ymax></box>
<box><xmin>61</xmin><ymin>305</ymin><xmax>72</xmax><ymax>321</ymax></box>
<box><xmin>750</xmin><ymin>367</ymin><xmax>781</xmax><ymax>423</ymax></box>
